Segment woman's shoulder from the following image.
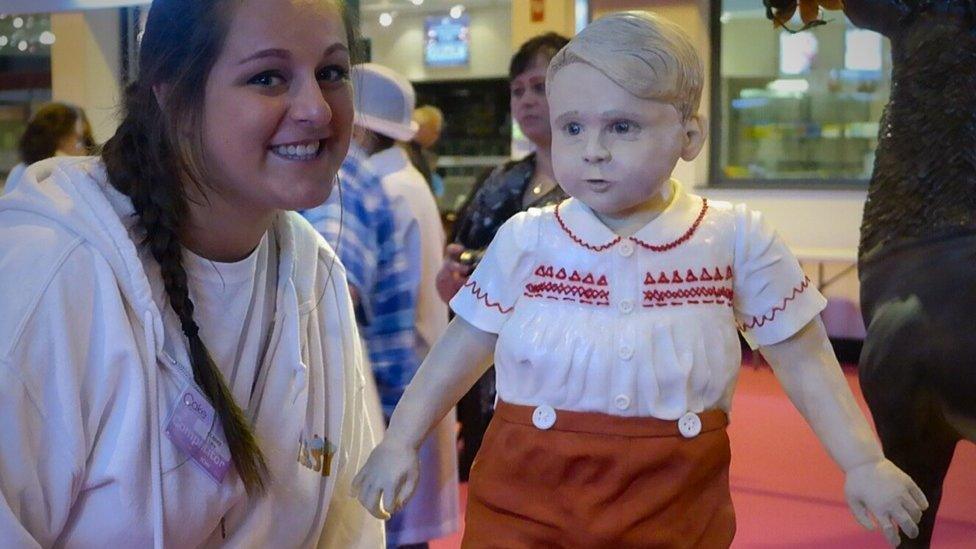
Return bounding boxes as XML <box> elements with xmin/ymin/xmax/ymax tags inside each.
<box><xmin>0</xmin><ymin>231</ymin><xmax>116</xmax><ymax>361</ymax></box>
<box><xmin>280</xmin><ymin>211</ymin><xmax>350</xmax><ymax>300</ymax></box>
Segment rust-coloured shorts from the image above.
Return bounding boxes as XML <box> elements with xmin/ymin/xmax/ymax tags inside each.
<box><xmin>462</xmin><ymin>401</ymin><xmax>735</xmax><ymax>549</ymax></box>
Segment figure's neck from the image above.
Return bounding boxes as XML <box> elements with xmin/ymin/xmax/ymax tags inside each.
<box><xmin>592</xmin><ymin>180</ymin><xmax>675</xmax><ymax>238</ymax></box>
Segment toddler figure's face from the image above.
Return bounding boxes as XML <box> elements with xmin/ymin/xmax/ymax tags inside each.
<box><xmin>549</xmin><ymin>62</ymin><xmax>704</xmax><ymax>219</ymax></box>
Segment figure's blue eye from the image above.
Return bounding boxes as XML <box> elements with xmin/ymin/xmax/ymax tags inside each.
<box><xmin>565</xmin><ymin>122</ymin><xmax>581</xmax><ymax>136</ymax></box>
<box><xmin>611</xmin><ymin>121</ymin><xmax>634</xmax><ymax>134</ymax></box>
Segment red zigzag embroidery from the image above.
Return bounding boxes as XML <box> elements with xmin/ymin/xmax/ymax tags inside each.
<box><xmin>739</xmin><ymin>277</ymin><xmax>811</xmax><ymax>330</ymax></box>
<box><xmin>462</xmin><ymin>280</ymin><xmax>514</xmax><ymax>314</ymax></box>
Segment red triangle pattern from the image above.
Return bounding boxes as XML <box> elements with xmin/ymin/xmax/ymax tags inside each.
<box><xmin>642</xmin><ymin>265</ymin><xmax>733</xmax><ymax>285</ymax></box>
<box><xmin>533</xmin><ymin>265</ymin><xmax>607</xmax><ymax>287</ymax></box>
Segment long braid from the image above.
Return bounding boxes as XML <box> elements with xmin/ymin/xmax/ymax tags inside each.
<box><xmin>104</xmin><ymin>82</ymin><xmax>269</xmax><ymax>494</ymax></box>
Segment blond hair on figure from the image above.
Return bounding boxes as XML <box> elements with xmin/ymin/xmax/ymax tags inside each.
<box><xmin>547</xmin><ymin>11</ymin><xmax>703</xmax><ymax>121</ymax></box>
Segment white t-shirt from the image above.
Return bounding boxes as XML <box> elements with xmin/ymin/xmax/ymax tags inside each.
<box><xmin>182</xmin><ymin>232</ymin><xmax>278</xmax><ymax>398</ymax></box>
<box><xmin>450</xmin><ymin>182</ymin><xmax>827</xmax><ymax>420</ymax></box>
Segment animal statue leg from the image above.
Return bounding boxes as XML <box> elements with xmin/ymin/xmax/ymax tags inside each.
<box><xmin>859</xmin><ymin>233</ymin><xmax>976</xmax><ymax>545</ymax></box>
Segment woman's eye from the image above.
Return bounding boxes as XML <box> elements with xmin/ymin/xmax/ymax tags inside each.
<box><xmin>318</xmin><ymin>65</ymin><xmax>349</xmax><ymax>83</ymax></box>
<box><xmin>248</xmin><ymin>71</ymin><xmax>285</xmax><ymax>87</ymax></box>
<box><xmin>511</xmin><ymin>88</ymin><xmax>525</xmax><ymax>98</ymax></box>
<box><xmin>532</xmin><ymin>83</ymin><xmax>546</xmax><ymax>94</ymax></box>
<box><xmin>611</xmin><ymin>121</ymin><xmax>635</xmax><ymax>134</ymax></box>
<box><xmin>564</xmin><ymin>122</ymin><xmax>581</xmax><ymax>136</ymax></box>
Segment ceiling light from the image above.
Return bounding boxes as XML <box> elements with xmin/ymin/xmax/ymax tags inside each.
<box><xmin>450</xmin><ymin>5</ymin><xmax>465</xmax><ymax>18</ymax></box>
<box><xmin>379</xmin><ymin>12</ymin><xmax>393</xmax><ymax>27</ymax></box>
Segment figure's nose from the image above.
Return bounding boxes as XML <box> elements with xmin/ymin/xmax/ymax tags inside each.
<box><xmin>584</xmin><ymin>136</ymin><xmax>611</xmax><ymax>164</ymax></box>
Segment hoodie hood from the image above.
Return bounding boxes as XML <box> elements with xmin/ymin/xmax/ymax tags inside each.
<box><xmin>0</xmin><ymin>155</ymin><xmax>170</xmax><ymax>548</ymax></box>
<box><xmin>0</xmin><ymin>156</ymin><xmax>165</xmax><ymax>352</ymax></box>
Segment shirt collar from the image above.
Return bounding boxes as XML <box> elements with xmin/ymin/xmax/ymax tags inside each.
<box><xmin>368</xmin><ymin>145</ymin><xmax>410</xmax><ymax>176</ymax></box>
<box><xmin>555</xmin><ymin>180</ymin><xmax>708</xmax><ymax>253</ymax></box>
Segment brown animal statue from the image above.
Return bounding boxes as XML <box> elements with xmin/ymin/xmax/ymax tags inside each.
<box><xmin>764</xmin><ymin>0</ymin><xmax>976</xmax><ymax>546</ymax></box>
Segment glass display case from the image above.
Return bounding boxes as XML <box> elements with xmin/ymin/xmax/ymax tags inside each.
<box><xmin>713</xmin><ymin>2</ymin><xmax>891</xmax><ymax>187</ymax></box>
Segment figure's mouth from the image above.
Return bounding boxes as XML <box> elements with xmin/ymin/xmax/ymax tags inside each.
<box><xmin>269</xmin><ymin>139</ymin><xmax>324</xmax><ymax>161</ymax></box>
<box><xmin>585</xmin><ymin>178</ymin><xmax>611</xmax><ymax>190</ymax></box>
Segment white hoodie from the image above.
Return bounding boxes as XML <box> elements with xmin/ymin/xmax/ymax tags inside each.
<box><xmin>0</xmin><ymin>157</ymin><xmax>384</xmax><ymax>547</ymax></box>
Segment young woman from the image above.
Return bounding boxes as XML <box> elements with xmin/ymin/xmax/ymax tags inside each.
<box><xmin>0</xmin><ymin>0</ymin><xmax>382</xmax><ymax>546</ymax></box>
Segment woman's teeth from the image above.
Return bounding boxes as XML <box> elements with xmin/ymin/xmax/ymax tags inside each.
<box><xmin>271</xmin><ymin>141</ymin><xmax>321</xmax><ymax>160</ymax></box>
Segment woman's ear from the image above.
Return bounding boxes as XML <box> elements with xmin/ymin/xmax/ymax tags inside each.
<box><xmin>152</xmin><ymin>83</ymin><xmax>170</xmax><ymax>112</ymax></box>
<box><xmin>680</xmin><ymin>114</ymin><xmax>707</xmax><ymax>161</ymax></box>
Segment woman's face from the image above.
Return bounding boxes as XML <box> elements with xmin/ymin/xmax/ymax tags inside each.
<box><xmin>56</xmin><ymin>118</ymin><xmax>89</xmax><ymax>157</ymax></box>
<box><xmin>510</xmin><ymin>54</ymin><xmax>553</xmax><ymax>148</ymax></box>
<box><xmin>199</xmin><ymin>0</ymin><xmax>353</xmax><ymax>217</ymax></box>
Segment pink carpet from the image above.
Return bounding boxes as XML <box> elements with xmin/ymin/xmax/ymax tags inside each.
<box><xmin>429</xmin><ymin>365</ymin><xmax>976</xmax><ymax>548</ymax></box>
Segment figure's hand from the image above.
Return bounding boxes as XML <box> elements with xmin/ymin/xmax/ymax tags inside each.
<box><xmin>351</xmin><ymin>439</ymin><xmax>420</xmax><ymax>520</ymax></box>
<box><xmin>844</xmin><ymin>459</ymin><xmax>929</xmax><ymax>546</ymax></box>
<box><xmin>435</xmin><ymin>243</ymin><xmax>473</xmax><ymax>303</ymax></box>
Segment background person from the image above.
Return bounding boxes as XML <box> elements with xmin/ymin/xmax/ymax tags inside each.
<box><xmin>434</xmin><ymin>32</ymin><xmax>570</xmax><ymax>480</ymax></box>
<box><xmin>3</xmin><ymin>101</ymin><xmax>95</xmax><ymax>195</ymax></box>
<box><xmin>350</xmin><ymin>62</ymin><xmax>460</xmax><ymax>549</ymax></box>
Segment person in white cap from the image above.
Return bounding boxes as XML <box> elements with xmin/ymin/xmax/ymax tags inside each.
<box><xmin>349</xmin><ymin>62</ymin><xmax>460</xmax><ymax>549</ymax></box>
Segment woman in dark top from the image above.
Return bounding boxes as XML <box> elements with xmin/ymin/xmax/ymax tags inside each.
<box><xmin>435</xmin><ymin>32</ymin><xmax>570</xmax><ymax>479</ymax></box>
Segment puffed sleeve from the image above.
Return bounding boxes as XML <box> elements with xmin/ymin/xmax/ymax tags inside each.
<box><xmin>449</xmin><ymin>210</ymin><xmax>541</xmax><ymax>334</ymax></box>
<box><xmin>731</xmin><ymin>204</ymin><xmax>827</xmax><ymax>348</ymax></box>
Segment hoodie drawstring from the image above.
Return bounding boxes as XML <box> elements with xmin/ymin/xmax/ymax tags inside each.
<box><xmin>144</xmin><ymin>310</ymin><xmax>165</xmax><ymax>549</ymax></box>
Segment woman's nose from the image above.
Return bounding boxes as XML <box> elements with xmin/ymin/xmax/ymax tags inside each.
<box><xmin>291</xmin><ymin>79</ymin><xmax>333</xmax><ymax>127</ymax></box>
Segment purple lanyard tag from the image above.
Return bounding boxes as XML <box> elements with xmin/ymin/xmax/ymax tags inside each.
<box><xmin>164</xmin><ymin>384</ymin><xmax>232</xmax><ymax>484</ymax></box>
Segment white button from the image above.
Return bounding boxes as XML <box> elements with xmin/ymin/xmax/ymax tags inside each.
<box><xmin>614</xmin><ymin>395</ymin><xmax>631</xmax><ymax>410</ymax></box>
<box><xmin>618</xmin><ymin>241</ymin><xmax>634</xmax><ymax>257</ymax></box>
<box><xmin>618</xmin><ymin>345</ymin><xmax>634</xmax><ymax>360</ymax></box>
<box><xmin>532</xmin><ymin>405</ymin><xmax>557</xmax><ymax>430</ymax></box>
<box><xmin>678</xmin><ymin>412</ymin><xmax>702</xmax><ymax>438</ymax></box>
<box><xmin>619</xmin><ymin>300</ymin><xmax>634</xmax><ymax>314</ymax></box>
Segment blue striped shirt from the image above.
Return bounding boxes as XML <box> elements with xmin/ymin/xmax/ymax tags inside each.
<box><xmin>302</xmin><ymin>148</ymin><xmax>419</xmax><ymax>416</ymax></box>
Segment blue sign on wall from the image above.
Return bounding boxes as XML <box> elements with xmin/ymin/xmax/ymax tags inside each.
<box><xmin>424</xmin><ymin>14</ymin><xmax>470</xmax><ymax>67</ymax></box>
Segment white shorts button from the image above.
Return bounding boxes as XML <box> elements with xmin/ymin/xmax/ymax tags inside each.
<box><xmin>532</xmin><ymin>405</ymin><xmax>557</xmax><ymax>430</ymax></box>
<box><xmin>614</xmin><ymin>395</ymin><xmax>631</xmax><ymax>410</ymax></box>
<box><xmin>618</xmin><ymin>241</ymin><xmax>635</xmax><ymax>257</ymax></box>
<box><xmin>678</xmin><ymin>412</ymin><xmax>702</xmax><ymax>438</ymax></box>
<box><xmin>618</xmin><ymin>345</ymin><xmax>634</xmax><ymax>360</ymax></box>
<box><xmin>618</xmin><ymin>300</ymin><xmax>634</xmax><ymax>314</ymax></box>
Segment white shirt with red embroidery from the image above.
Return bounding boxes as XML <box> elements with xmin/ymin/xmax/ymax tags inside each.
<box><xmin>449</xmin><ymin>181</ymin><xmax>827</xmax><ymax>419</ymax></box>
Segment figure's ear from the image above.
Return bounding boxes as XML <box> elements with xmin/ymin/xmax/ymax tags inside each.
<box><xmin>680</xmin><ymin>114</ymin><xmax>707</xmax><ymax>161</ymax></box>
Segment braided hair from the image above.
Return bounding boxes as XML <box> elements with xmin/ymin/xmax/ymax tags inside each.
<box><xmin>101</xmin><ymin>0</ymin><xmax>358</xmax><ymax>494</ymax></box>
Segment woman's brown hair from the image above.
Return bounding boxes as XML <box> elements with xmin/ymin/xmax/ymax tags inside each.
<box><xmin>101</xmin><ymin>0</ymin><xmax>360</xmax><ymax>494</ymax></box>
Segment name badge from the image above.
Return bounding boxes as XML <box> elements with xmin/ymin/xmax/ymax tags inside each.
<box><xmin>165</xmin><ymin>384</ymin><xmax>232</xmax><ymax>484</ymax></box>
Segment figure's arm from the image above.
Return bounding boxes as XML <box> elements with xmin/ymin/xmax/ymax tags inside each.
<box><xmin>760</xmin><ymin>317</ymin><xmax>928</xmax><ymax>546</ymax></box>
<box><xmin>843</xmin><ymin>0</ymin><xmax>908</xmax><ymax>37</ymax></box>
<box><xmin>353</xmin><ymin>316</ymin><xmax>496</xmax><ymax>519</ymax></box>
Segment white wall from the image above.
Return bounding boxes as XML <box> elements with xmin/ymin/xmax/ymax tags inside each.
<box><xmin>362</xmin><ymin>5</ymin><xmax>513</xmax><ymax>81</ymax></box>
<box><xmin>50</xmin><ymin>9</ymin><xmax>123</xmax><ymax>144</ymax></box>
